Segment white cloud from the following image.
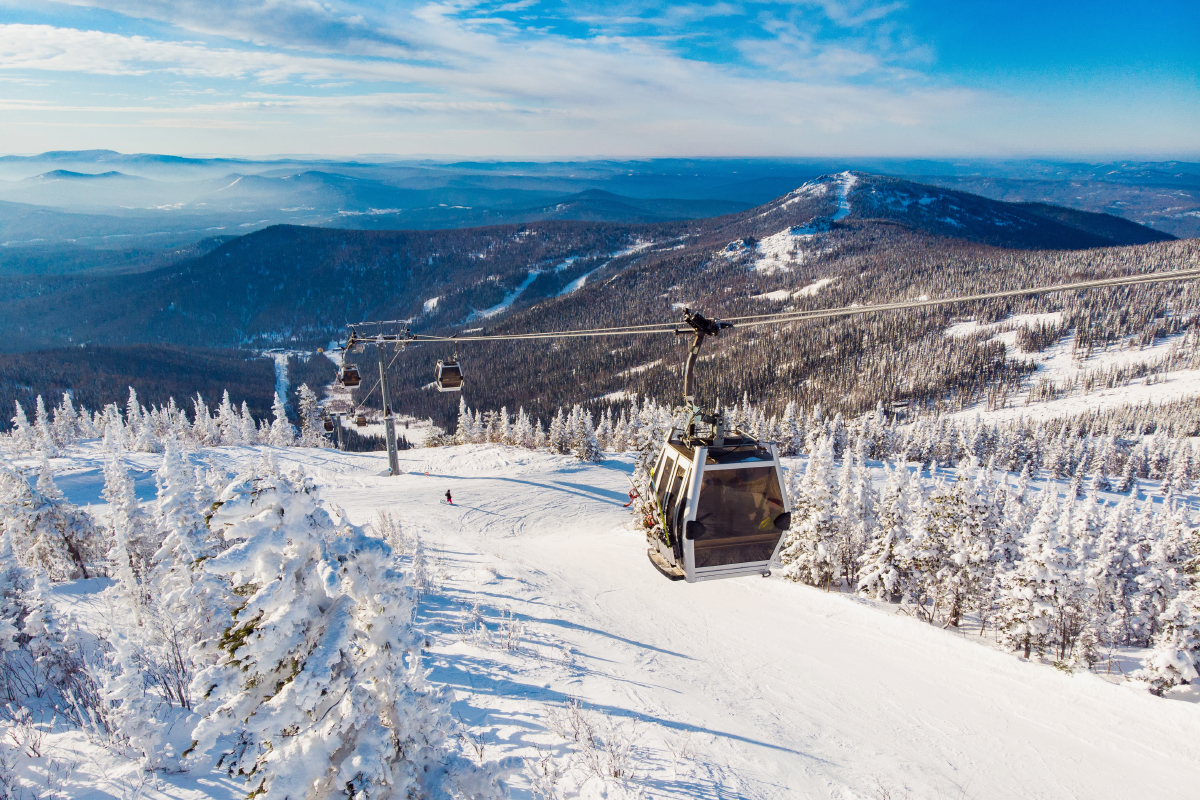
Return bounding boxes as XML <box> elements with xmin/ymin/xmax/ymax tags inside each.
<box><xmin>0</xmin><ymin>4</ymin><xmax>1003</xmax><ymax>155</ymax></box>
<box><xmin>0</xmin><ymin>24</ymin><xmax>414</xmax><ymax>82</ymax></box>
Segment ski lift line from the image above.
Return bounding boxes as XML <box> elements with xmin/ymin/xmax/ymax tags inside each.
<box><xmin>347</xmin><ymin>335</ymin><xmax>409</xmax><ymax>415</ymax></box>
<box><xmin>346</xmin><ymin>319</ymin><xmax>412</xmax><ymax>328</ymax></box>
<box><xmin>410</xmin><ymin>326</ymin><xmax>680</xmax><ymax>343</ymax></box>
<box><xmin>722</xmin><ymin>267</ymin><xmax>1200</xmax><ymax>325</ymax></box>
<box><xmin>410</xmin><ymin>319</ymin><xmax>678</xmax><ymax>338</ymax></box>
<box><xmin>345</xmin><ymin>267</ymin><xmax>1200</xmax><ymax>346</ymax></box>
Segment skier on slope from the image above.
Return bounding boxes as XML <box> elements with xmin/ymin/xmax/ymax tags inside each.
<box><xmin>445</xmin><ymin>489</ymin><xmax>453</xmax><ymax>505</ymax></box>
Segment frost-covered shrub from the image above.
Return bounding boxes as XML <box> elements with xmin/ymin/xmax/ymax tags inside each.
<box><xmin>150</xmin><ymin>442</ymin><xmax>235</xmax><ymax>662</ymax></box>
<box><xmin>189</xmin><ymin>468</ymin><xmax>512</xmax><ymax>799</ymax></box>
<box><xmin>2</xmin><ymin>456</ymin><xmax>106</xmax><ymax>582</ymax></box>
<box><xmin>1136</xmin><ymin>590</ymin><xmax>1200</xmax><ymax>695</ymax></box>
<box><xmin>102</xmin><ymin>458</ymin><xmax>159</xmax><ymax>595</ymax></box>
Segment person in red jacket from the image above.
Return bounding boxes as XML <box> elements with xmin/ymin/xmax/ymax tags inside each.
<box><xmin>445</xmin><ymin>489</ymin><xmax>453</xmax><ymax>505</ymax></box>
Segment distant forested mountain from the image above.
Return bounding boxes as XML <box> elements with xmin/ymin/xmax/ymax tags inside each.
<box><xmin>3</xmin><ymin>172</ymin><xmax>1192</xmax><ymax>432</ymax></box>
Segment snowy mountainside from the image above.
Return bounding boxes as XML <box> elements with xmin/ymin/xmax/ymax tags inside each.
<box><xmin>942</xmin><ymin>311</ymin><xmax>1200</xmax><ymax>424</ymax></box>
<box><xmin>6</xmin><ymin>440</ymin><xmax>1200</xmax><ymax>800</ymax></box>
<box><xmin>839</xmin><ymin>172</ymin><xmax>1174</xmax><ymax>249</ymax></box>
<box><xmin>912</xmin><ymin>172</ymin><xmax>1200</xmax><ymax>240</ymax></box>
<box><xmin>4</xmin><ymin>172</ymin><xmax>1196</xmax><ymax>438</ymax></box>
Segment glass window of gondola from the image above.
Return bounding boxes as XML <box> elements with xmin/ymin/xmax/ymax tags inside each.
<box><xmin>662</xmin><ymin>465</ymin><xmax>688</xmax><ymax>539</ymax></box>
<box><xmin>691</xmin><ymin>466</ymin><xmax>786</xmax><ymax>569</ymax></box>
<box><xmin>654</xmin><ymin>453</ymin><xmax>676</xmax><ymax>510</ymax></box>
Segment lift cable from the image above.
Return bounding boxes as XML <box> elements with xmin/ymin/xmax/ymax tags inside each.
<box><xmin>375</xmin><ymin>266</ymin><xmax>1200</xmax><ymax>344</ymax></box>
<box><xmin>347</xmin><ymin>340</ymin><xmax>409</xmax><ymax>415</ymax></box>
<box><xmin>722</xmin><ymin>267</ymin><xmax>1200</xmax><ymax>326</ymax></box>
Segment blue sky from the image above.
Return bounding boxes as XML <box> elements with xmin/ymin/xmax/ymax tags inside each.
<box><xmin>0</xmin><ymin>0</ymin><xmax>1196</xmax><ymax>157</ymax></box>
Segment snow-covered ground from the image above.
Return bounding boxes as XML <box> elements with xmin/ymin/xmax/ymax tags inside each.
<box><xmin>15</xmin><ymin>442</ymin><xmax>1200</xmax><ymax>800</ymax></box>
<box><xmin>752</xmin><ymin>278</ymin><xmax>836</xmax><ymax>303</ymax></box>
<box><xmin>946</xmin><ymin>314</ymin><xmax>1200</xmax><ymax>423</ymax></box>
<box><xmin>749</xmin><ymin>172</ymin><xmax>854</xmax><ymax>274</ymax></box>
<box><xmin>831</xmin><ymin>171</ymin><xmax>856</xmax><ymax>221</ymax></box>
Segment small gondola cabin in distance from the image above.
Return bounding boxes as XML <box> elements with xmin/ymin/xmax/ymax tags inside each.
<box><xmin>436</xmin><ymin>357</ymin><xmax>464</xmax><ymax>392</ymax></box>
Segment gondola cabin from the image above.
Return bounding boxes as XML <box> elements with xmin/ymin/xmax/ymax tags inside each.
<box><xmin>340</xmin><ymin>365</ymin><xmax>361</xmax><ymax>388</ymax></box>
<box><xmin>323</xmin><ymin>418</ymin><xmax>335</xmax><ymax>433</ymax></box>
<box><xmin>355</xmin><ymin>413</ymin><xmax>367</xmax><ymax>427</ymax></box>
<box><xmin>435</xmin><ymin>359</ymin><xmax>464</xmax><ymax>392</ymax></box>
<box><xmin>648</xmin><ymin>430</ymin><xmax>791</xmax><ymax>582</ymax></box>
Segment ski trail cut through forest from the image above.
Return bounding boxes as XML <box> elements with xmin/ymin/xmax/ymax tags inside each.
<box><xmin>832</xmin><ymin>171</ymin><xmax>856</xmax><ymax>221</ymax></box>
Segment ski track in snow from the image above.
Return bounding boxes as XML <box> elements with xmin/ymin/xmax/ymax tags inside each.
<box><xmin>22</xmin><ymin>442</ymin><xmax>1200</xmax><ymax>800</ymax></box>
<box><xmin>831</xmin><ymin>171</ymin><xmax>856</xmax><ymax>221</ymax></box>
<box><xmin>558</xmin><ymin>241</ymin><xmax>656</xmax><ymax>297</ymax></box>
<box><xmin>472</xmin><ymin>271</ymin><xmax>543</xmax><ymax>320</ymax></box>
<box><xmin>272</xmin><ymin>352</ymin><xmax>288</xmax><ymax>407</ymax></box>
<box><xmin>468</xmin><ymin>242</ymin><xmax>657</xmax><ymax>321</ymax></box>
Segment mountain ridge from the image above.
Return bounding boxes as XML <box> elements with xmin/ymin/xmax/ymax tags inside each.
<box><xmin>0</xmin><ymin>172</ymin><xmax>1176</xmax><ymax>353</ymax></box>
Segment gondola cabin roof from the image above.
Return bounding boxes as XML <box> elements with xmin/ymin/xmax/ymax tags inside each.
<box><xmin>662</xmin><ymin>433</ymin><xmax>776</xmax><ymax>466</ymax></box>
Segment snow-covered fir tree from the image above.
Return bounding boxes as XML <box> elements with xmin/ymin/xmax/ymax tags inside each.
<box><xmin>997</xmin><ymin>488</ymin><xmax>1081</xmax><ymax>659</ymax></box>
<box><xmin>780</xmin><ymin>435</ymin><xmax>839</xmax><ymax>588</ymax></box>
<box><xmin>150</xmin><ymin>442</ymin><xmax>233</xmax><ymax>658</ymax></box>
<box><xmin>858</xmin><ymin>464</ymin><xmax>916</xmax><ymax>601</ymax></box>
<box><xmin>573</xmin><ymin>408</ymin><xmax>602</xmax><ymax>463</ymax></box>
<box><xmin>548</xmin><ymin>408</ymin><xmax>569</xmax><ymax>454</ymax></box>
<box><xmin>2</xmin><ymin>454</ymin><xmax>104</xmax><ymax>581</ymax></box>
<box><xmin>189</xmin><ymin>467</ymin><xmax>511</xmax><ymax>800</ymax></box>
<box><xmin>34</xmin><ymin>395</ymin><xmax>58</xmax><ymax>457</ymax></box>
<box><xmin>102</xmin><ymin>457</ymin><xmax>159</xmax><ymax>597</ymax></box>
<box><xmin>267</xmin><ymin>391</ymin><xmax>296</xmax><ymax>447</ymax></box>
<box><xmin>295</xmin><ymin>384</ymin><xmax>327</xmax><ymax>447</ymax></box>
<box><xmin>924</xmin><ymin>468</ymin><xmax>992</xmax><ymax>627</ymax></box>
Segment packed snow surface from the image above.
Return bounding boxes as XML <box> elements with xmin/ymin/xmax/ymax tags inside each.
<box><xmin>944</xmin><ymin>312</ymin><xmax>1065</xmax><ymax>339</ymax></box>
<box><xmin>751</xmin><ymin>289</ymin><xmax>791</xmax><ymax>302</ymax></box>
<box><xmin>795</xmin><ymin>276</ymin><xmax>835</xmax><ymax>297</ymax></box>
<box><xmin>22</xmin><ymin>442</ymin><xmax>1200</xmax><ymax>800</ymax></box>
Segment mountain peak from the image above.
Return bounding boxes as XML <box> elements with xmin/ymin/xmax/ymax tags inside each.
<box><xmin>755</xmin><ymin>172</ymin><xmax>1172</xmax><ymax>250</ymax></box>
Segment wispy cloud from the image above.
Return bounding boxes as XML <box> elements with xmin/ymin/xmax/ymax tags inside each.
<box><xmin>0</xmin><ymin>24</ymin><xmax>404</xmax><ymax>82</ymax></box>
<box><xmin>9</xmin><ymin>1</ymin><xmax>1177</xmax><ymax>156</ymax></box>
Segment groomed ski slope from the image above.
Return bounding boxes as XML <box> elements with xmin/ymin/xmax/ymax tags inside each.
<box><xmin>45</xmin><ymin>443</ymin><xmax>1200</xmax><ymax>799</ymax></box>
